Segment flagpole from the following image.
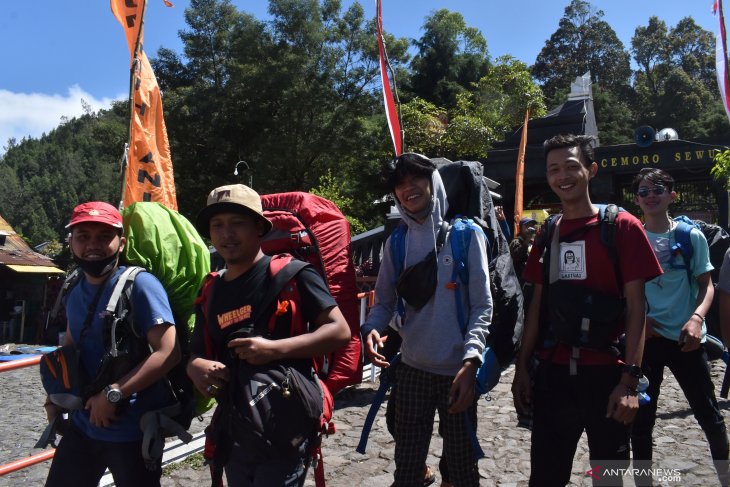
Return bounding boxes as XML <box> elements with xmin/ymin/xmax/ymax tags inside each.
<box><xmin>118</xmin><ymin>0</ymin><xmax>148</xmax><ymax>210</ymax></box>
<box><xmin>513</xmin><ymin>108</ymin><xmax>530</xmax><ymax>237</ymax></box>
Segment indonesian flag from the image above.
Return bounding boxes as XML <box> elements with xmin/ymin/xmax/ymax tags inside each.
<box><xmin>716</xmin><ymin>0</ymin><xmax>730</xmax><ymax>124</ymax></box>
<box><xmin>513</xmin><ymin>108</ymin><xmax>530</xmax><ymax>237</ymax></box>
<box><xmin>376</xmin><ymin>0</ymin><xmax>402</xmax><ymax>155</ymax></box>
<box><xmin>111</xmin><ymin>0</ymin><xmax>177</xmax><ymax>210</ymax></box>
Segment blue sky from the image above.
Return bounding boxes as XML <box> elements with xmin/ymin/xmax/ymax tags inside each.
<box><xmin>0</xmin><ymin>0</ymin><xmax>719</xmax><ymax>152</ymax></box>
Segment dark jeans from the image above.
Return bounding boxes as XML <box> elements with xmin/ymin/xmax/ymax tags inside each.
<box><xmin>224</xmin><ymin>441</ymin><xmax>309</xmax><ymax>487</ymax></box>
<box><xmin>631</xmin><ymin>336</ymin><xmax>729</xmax><ymax>485</ymax></box>
<box><xmin>45</xmin><ymin>422</ymin><xmax>161</xmax><ymax>487</ymax></box>
<box><xmin>530</xmin><ymin>363</ymin><xmax>630</xmax><ymax>487</ymax></box>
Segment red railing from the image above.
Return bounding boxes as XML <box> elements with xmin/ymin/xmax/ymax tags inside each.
<box><xmin>0</xmin><ymin>355</ymin><xmax>55</xmax><ymax>476</ymax></box>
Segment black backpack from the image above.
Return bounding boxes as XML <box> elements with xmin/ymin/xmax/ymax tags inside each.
<box><xmin>436</xmin><ymin>160</ymin><xmax>525</xmax><ymax>366</ymax></box>
<box><xmin>42</xmin><ymin>267</ymin><xmax>194</xmax><ymax>466</ymax></box>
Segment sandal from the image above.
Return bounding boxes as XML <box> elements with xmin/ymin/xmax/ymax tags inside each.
<box><xmin>423</xmin><ymin>465</ymin><xmax>436</xmax><ymax>486</ymax></box>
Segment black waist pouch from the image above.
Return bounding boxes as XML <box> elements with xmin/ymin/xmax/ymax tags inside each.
<box><xmin>548</xmin><ymin>280</ymin><xmax>625</xmax><ymax>349</ymax></box>
<box><xmin>396</xmin><ymin>250</ymin><xmax>437</xmax><ymax>310</ymax></box>
<box><xmin>229</xmin><ymin>361</ymin><xmax>323</xmax><ymax>454</ymax></box>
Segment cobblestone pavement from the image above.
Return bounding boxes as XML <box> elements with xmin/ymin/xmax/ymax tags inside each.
<box><xmin>2</xmin><ymin>361</ymin><xmax>729</xmax><ymax>486</ymax></box>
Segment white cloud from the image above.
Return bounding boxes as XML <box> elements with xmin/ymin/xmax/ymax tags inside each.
<box><xmin>0</xmin><ymin>86</ymin><xmax>125</xmax><ymax>154</ymax></box>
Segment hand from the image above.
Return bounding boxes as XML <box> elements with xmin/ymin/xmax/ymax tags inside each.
<box><xmin>43</xmin><ymin>401</ymin><xmax>61</xmax><ymax>423</ymax></box>
<box><xmin>187</xmin><ymin>357</ymin><xmax>230</xmax><ymax>398</ymax></box>
<box><xmin>364</xmin><ymin>330</ymin><xmax>389</xmax><ymax>368</ymax></box>
<box><xmin>605</xmin><ymin>382</ymin><xmax>639</xmax><ymax>425</ymax></box>
<box><xmin>85</xmin><ymin>391</ymin><xmax>119</xmax><ymax>428</ymax></box>
<box><xmin>511</xmin><ymin>364</ymin><xmax>533</xmax><ymax>416</ymax></box>
<box><xmin>679</xmin><ymin>316</ymin><xmax>702</xmax><ymax>352</ymax></box>
<box><xmin>448</xmin><ymin>361</ymin><xmax>476</xmax><ymax>414</ymax></box>
<box><xmin>495</xmin><ymin>206</ymin><xmax>505</xmax><ymax>221</ymax></box>
<box><xmin>228</xmin><ymin>336</ymin><xmax>281</xmax><ymax>365</ymax></box>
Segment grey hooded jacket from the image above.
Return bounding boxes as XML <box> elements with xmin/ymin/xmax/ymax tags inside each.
<box><xmin>361</xmin><ymin>170</ymin><xmax>492</xmax><ymax>376</ymax></box>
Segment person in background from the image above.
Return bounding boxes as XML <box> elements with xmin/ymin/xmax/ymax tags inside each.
<box><xmin>630</xmin><ymin>168</ymin><xmax>729</xmax><ymax>485</ymax></box>
<box><xmin>509</xmin><ymin>217</ymin><xmax>537</xmax><ymax>286</ymax></box>
<box><xmin>495</xmin><ymin>206</ymin><xmax>512</xmax><ymax>241</ymax></box>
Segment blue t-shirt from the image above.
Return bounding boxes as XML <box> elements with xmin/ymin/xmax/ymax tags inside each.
<box><xmin>645</xmin><ymin>226</ymin><xmax>713</xmax><ymax>342</ymax></box>
<box><xmin>65</xmin><ymin>266</ymin><xmax>175</xmax><ymax>442</ymax></box>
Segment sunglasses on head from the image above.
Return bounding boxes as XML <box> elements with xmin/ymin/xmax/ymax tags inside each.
<box><xmin>636</xmin><ymin>186</ymin><xmax>667</xmax><ymax>198</ymax></box>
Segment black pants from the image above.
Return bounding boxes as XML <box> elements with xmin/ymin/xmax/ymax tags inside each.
<box><xmin>631</xmin><ymin>336</ymin><xmax>729</xmax><ymax>485</ymax></box>
<box><xmin>530</xmin><ymin>363</ymin><xmax>630</xmax><ymax>487</ymax></box>
<box><xmin>45</xmin><ymin>422</ymin><xmax>161</xmax><ymax>487</ymax></box>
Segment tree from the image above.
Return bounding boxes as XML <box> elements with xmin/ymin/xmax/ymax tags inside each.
<box><xmin>532</xmin><ymin>0</ymin><xmax>631</xmax><ymax>104</ymax></box>
<box><xmin>0</xmin><ymin>106</ymin><xmax>126</xmax><ymax>245</ymax></box>
<box><xmin>408</xmin><ymin>9</ymin><xmax>489</xmax><ymax>109</ymax></box>
<box><xmin>631</xmin><ymin>16</ymin><xmax>727</xmax><ymax>138</ymax></box>
<box><xmin>400</xmin><ymin>56</ymin><xmax>546</xmax><ymax>160</ymax></box>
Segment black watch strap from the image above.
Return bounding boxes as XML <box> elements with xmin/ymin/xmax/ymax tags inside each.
<box><xmin>622</xmin><ymin>363</ymin><xmax>642</xmax><ymax>378</ymax></box>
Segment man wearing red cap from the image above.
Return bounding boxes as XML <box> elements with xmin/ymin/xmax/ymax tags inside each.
<box><xmin>44</xmin><ymin>201</ymin><xmax>180</xmax><ymax>487</ymax></box>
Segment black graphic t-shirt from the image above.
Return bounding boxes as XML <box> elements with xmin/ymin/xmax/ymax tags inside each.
<box><xmin>190</xmin><ymin>255</ymin><xmax>337</xmax><ymax>362</ymax></box>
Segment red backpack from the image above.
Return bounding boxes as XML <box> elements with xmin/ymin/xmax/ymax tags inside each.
<box><xmin>197</xmin><ymin>254</ymin><xmax>334</xmax><ymax>487</ymax></box>
<box><xmin>260</xmin><ymin>192</ymin><xmax>362</xmax><ymax>394</ymax></box>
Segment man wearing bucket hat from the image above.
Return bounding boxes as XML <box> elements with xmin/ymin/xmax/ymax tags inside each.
<box><xmin>44</xmin><ymin>202</ymin><xmax>180</xmax><ymax>487</ymax></box>
<box><xmin>186</xmin><ymin>184</ymin><xmax>350</xmax><ymax>486</ymax></box>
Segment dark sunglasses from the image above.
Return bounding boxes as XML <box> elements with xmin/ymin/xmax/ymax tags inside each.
<box><xmin>636</xmin><ymin>186</ymin><xmax>667</xmax><ymax>198</ymax></box>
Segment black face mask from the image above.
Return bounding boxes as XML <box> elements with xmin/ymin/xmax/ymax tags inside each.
<box><xmin>396</xmin><ymin>250</ymin><xmax>438</xmax><ymax>310</ymax></box>
<box><xmin>73</xmin><ymin>253</ymin><xmax>118</xmax><ymax>278</ymax></box>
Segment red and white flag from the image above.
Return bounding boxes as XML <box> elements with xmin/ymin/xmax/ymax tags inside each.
<box><xmin>376</xmin><ymin>0</ymin><xmax>402</xmax><ymax>155</ymax></box>
<box><xmin>715</xmin><ymin>0</ymin><xmax>730</xmax><ymax>123</ymax></box>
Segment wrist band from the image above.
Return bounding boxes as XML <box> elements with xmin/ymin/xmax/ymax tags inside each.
<box><xmin>692</xmin><ymin>312</ymin><xmax>705</xmax><ymax>321</ymax></box>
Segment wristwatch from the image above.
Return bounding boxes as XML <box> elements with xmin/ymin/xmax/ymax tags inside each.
<box><xmin>622</xmin><ymin>363</ymin><xmax>642</xmax><ymax>379</ymax></box>
<box><xmin>104</xmin><ymin>385</ymin><xmax>123</xmax><ymax>404</ymax></box>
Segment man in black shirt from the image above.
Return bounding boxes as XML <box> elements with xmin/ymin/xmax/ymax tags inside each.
<box><xmin>186</xmin><ymin>184</ymin><xmax>351</xmax><ymax>486</ymax></box>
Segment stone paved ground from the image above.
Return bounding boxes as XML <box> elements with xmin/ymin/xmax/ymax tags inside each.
<box><xmin>2</xmin><ymin>361</ymin><xmax>729</xmax><ymax>486</ymax></box>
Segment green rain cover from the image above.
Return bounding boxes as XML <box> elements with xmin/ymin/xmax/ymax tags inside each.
<box><xmin>121</xmin><ymin>202</ymin><xmax>210</xmax><ymax>333</ymax></box>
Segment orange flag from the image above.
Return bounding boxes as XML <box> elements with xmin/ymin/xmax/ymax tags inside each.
<box><xmin>111</xmin><ymin>0</ymin><xmax>177</xmax><ymax>210</ymax></box>
<box><xmin>513</xmin><ymin>108</ymin><xmax>530</xmax><ymax>237</ymax></box>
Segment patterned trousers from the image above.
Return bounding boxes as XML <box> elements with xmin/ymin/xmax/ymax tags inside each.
<box><xmin>393</xmin><ymin>363</ymin><xmax>480</xmax><ymax>487</ymax></box>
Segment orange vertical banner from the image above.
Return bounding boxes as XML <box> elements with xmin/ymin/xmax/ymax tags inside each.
<box><xmin>513</xmin><ymin>108</ymin><xmax>530</xmax><ymax>237</ymax></box>
<box><xmin>111</xmin><ymin>0</ymin><xmax>177</xmax><ymax>210</ymax></box>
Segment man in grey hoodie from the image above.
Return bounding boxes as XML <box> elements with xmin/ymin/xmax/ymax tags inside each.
<box><xmin>362</xmin><ymin>153</ymin><xmax>492</xmax><ymax>487</ymax></box>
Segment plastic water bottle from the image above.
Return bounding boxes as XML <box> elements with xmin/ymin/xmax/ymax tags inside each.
<box><xmin>638</xmin><ymin>375</ymin><xmax>651</xmax><ymax>406</ymax></box>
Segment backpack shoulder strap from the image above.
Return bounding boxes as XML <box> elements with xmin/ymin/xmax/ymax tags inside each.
<box><xmin>50</xmin><ymin>267</ymin><xmax>83</xmax><ymax>320</ymax></box>
<box><xmin>262</xmin><ymin>255</ymin><xmax>310</xmax><ymax>336</ymax></box>
<box><xmin>449</xmin><ymin>218</ymin><xmax>486</xmax><ymax>335</ymax></box>
<box><xmin>598</xmin><ymin>204</ymin><xmax>619</xmax><ymax>263</ymax></box>
<box><xmin>671</xmin><ymin>219</ymin><xmax>695</xmax><ymax>282</ymax></box>
<box><xmin>105</xmin><ymin>266</ymin><xmax>145</xmax><ymax>316</ymax></box>
<box><xmin>389</xmin><ymin>223</ymin><xmax>408</xmax><ymax>278</ymax></box>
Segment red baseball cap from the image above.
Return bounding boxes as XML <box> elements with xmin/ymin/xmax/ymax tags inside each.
<box><xmin>66</xmin><ymin>202</ymin><xmax>123</xmax><ymax>229</ymax></box>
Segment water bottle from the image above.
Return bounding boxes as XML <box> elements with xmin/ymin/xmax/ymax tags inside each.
<box><xmin>638</xmin><ymin>375</ymin><xmax>651</xmax><ymax>406</ymax></box>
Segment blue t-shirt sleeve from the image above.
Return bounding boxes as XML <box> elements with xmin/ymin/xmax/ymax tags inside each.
<box><xmin>130</xmin><ymin>271</ymin><xmax>175</xmax><ymax>334</ymax></box>
<box><xmin>690</xmin><ymin>228</ymin><xmax>713</xmax><ymax>278</ymax></box>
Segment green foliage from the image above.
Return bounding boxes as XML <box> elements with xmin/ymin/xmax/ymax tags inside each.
<box><xmin>631</xmin><ymin>16</ymin><xmax>727</xmax><ymax>138</ymax></box>
<box><xmin>0</xmin><ymin>108</ymin><xmax>125</xmax><ymax>245</ymax></box>
<box><xmin>408</xmin><ymin>9</ymin><xmax>490</xmax><ymax>109</ymax></box>
<box><xmin>712</xmin><ymin>149</ymin><xmax>730</xmax><ymax>189</ymax></box>
<box><xmin>532</xmin><ymin>0</ymin><xmax>631</xmax><ymax>103</ymax></box>
<box><xmin>310</xmin><ymin>170</ymin><xmax>367</xmax><ymax>235</ymax></box>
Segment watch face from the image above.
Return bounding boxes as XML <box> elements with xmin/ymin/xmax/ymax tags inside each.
<box><xmin>106</xmin><ymin>388</ymin><xmax>122</xmax><ymax>403</ymax></box>
<box><xmin>624</xmin><ymin>364</ymin><xmax>642</xmax><ymax>378</ymax></box>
